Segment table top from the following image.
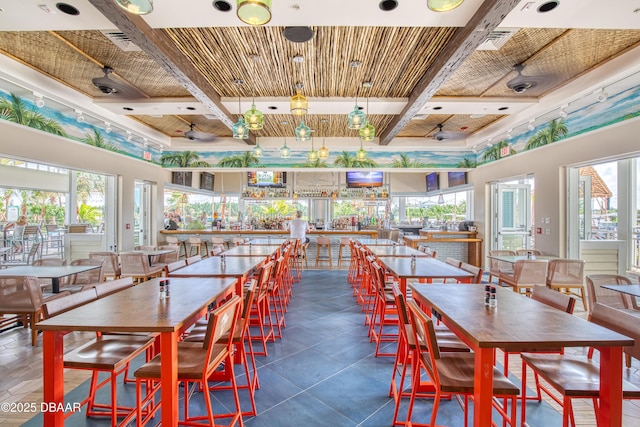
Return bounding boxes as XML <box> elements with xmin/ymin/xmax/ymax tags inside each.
<box><xmin>487</xmin><ymin>255</ymin><xmax>556</xmax><ymax>263</ymax></box>
<box><xmin>168</xmin><ymin>256</ymin><xmax>265</xmax><ymax>278</ymax></box>
<box><xmin>0</xmin><ymin>264</ymin><xmax>100</xmax><ymax>279</ymax></box>
<box><xmin>380</xmin><ymin>257</ymin><xmax>474</xmax><ymax>280</ymax></box>
<box><xmin>357</xmin><ymin>238</ymin><xmax>396</xmax><ymax>246</ymax></box>
<box><xmin>367</xmin><ymin>245</ymin><xmax>428</xmax><ymax>257</ymax></box>
<box><xmin>247</xmin><ymin>239</ymin><xmax>287</xmax><ymax>245</ymax></box>
<box><xmin>409</xmin><ymin>284</ymin><xmax>633</xmax><ymax>350</ymax></box>
<box><xmin>36</xmin><ymin>277</ymin><xmax>236</xmax><ymax>333</ymax></box>
<box><xmin>224</xmin><ymin>245</ymin><xmax>280</xmax><ymax>257</ymax></box>
<box><xmin>126</xmin><ymin>249</ymin><xmax>175</xmax><ymax>256</ymax></box>
<box><xmin>602</xmin><ymin>284</ymin><xmax>640</xmax><ymax>298</ymax></box>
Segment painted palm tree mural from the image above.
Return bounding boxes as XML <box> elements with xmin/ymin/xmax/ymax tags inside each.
<box><xmin>0</xmin><ymin>93</ymin><xmax>66</xmax><ymax>136</ymax></box>
<box><xmin>482</xmin><ymin>140</ymin><xmax>517</xmax><ymax>163</ymax></box>
<box><xmin>82</xmin><ymin>128</ymin><xmax>117</xmax><ymax>151</ymax></box>
<box><xmin>525</xmin><ymin>118</ymin><xmax>568</xmax><ymax>150</ymax></box>
<box><xmin>334</xmin><ymin>151</ymin><xmax>378</xmax><ymax>168</ymax></box>
<box><xmin>300</xmin><ymin>158</ymin><xmax>328</xmax><ymax>168</ymax></box>
<box><xmin>457</xmin><ymin>157</ymin><xmax>478</xmax><ymax>168</ymax></box>
<box><xmin>217</xmin><ymin>151</ymin><xmax>260</xmax><ymax>168</ymax></box>
<box><xmin>161</xmin><ymin>151</ymin><xmax>210</xmax><ymax>168</ymax></box>
<box><xmin>391</xmin><ymin>153</ymin><xmax>426</xmax><ymax>168</ymax></box>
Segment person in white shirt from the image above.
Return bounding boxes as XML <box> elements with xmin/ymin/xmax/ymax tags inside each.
<box><xmin>289</xmin><ymin>210</ymin><xmax>310</xmax><ymax>243</ymax></box>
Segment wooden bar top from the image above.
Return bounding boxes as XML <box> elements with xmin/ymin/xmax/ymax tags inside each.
<box><xmin>161</xmin><ymin>229</ymin><xmax>378</xmax><ymax>236</ymax></box>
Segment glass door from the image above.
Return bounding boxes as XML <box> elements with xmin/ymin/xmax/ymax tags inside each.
<box><xmin>491</xmin><ymin>183</ymin><xmax>532</xmax><ymax>251</ymax></box>
<box><xmin>134</xmin><ymin>181</ymin><xmax>151</xmax><ymax>247</ymax></box>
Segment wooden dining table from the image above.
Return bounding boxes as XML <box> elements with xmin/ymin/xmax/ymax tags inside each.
<box><xmin>602</xmin><ymin>284</ymin><xmax>640</xmax><ymax>298</ymax></box>
<box><xmin>487</xmin><ymin>254</ymin><xmax>556</xmax><ymax>265</ymax></box>
<box><xmin>0</xmin><ymin>264</ymin><xmax>101</xmax><ymax>293</ymax></box>
<box><xmin>379</xmin><ymin>257</ymin><xmax>474</xmax><ymax>293</ymax></box>
<box><xmin>409</xmin><ymin>283</ymin><xmax>633</xmax><ymax>427</ymax></box>
<box><xmin>36</xmin><ymin>277</ymin><xmax>237</xmax><ymax>427</ymax></box>
<box><xmin>247</xmin><ymin>238</ymin><xmax>287</xmax><ymax>245</ymax></box>
<box><xmin>224</xmin><ymin>244</ymin><xmax>281</xmax><ymax>257</ymax></box>
<box><xmin>167</xmin><ymin>255</ymin><xmax>266</xmax><ymax>295</ymax></box>
<box><xmin>366</xmin><ymin>245</ymin><xmax>428</xmax><ymax>258</ymax></box>
<box><xmin>357</xmin><ymin>238</ymin><xmax>396</xmax><ymax>246</ymax></box>
<box><xmin>129</xmin><ymin>249</ymin><xmax>175</xmax><ymax>266</ymax></box>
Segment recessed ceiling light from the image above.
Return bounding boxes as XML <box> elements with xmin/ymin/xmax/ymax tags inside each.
<box><xmin>56</xmin><ymin>3</ymin><xmax>80</xmax><ymax>15</ymax></box>
<box><xmin>362</xmin><ymin>81</ymin><xmax>373</xmax><ymax>88</ymax></box>
<box><xmin>123</xmin><ymin>107</ymin><xmax>134</xmax><ymax>111</ymax></box>
<box><xmin>350</xmin><ymin>60</ymin><xmax>362</xmax><ymax>68</ymax></box>
<box><xmin>538</xmin><ymin>1</ymin><xmax>560</xmax><ymax>13</ymax></box>
<box><xmin>498</xmin><ymin>106</ymin><xmax>509</xmax><ymax>111</ymax></box>
<box><xmin>185</xmin><ymin>106</ymin><xmax>196</xmax><ymax>111</ymax></box>
<box><xmin>432</xmin><ymin>106</ymin><xmax>443</xmax><ymax>110</ymax></box>
<box><xmin>212</xmin><ymin>1</ymin><xmax>232</xmax><ymax>12</ymax></box>
<box><xmin>379</xmin><ymin>0</ymin><xmax>398</xmax><ymax>11</ymax></box>
<box><xmin>293</xmin><ymin>55</ymin><xmax>305</xmax><ymax>63</ymax></box>
<box><xmin>268</xmin><ymin>106</ymin><xmax>278</xmax><ymax>110</ymax></box>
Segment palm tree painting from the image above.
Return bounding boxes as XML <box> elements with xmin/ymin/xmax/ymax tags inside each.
<box><xmin>482</xmin><ymin>140</ymin><xmax>516</xmax><ymax>163</ymax></box>
<box><xmin>456</xmin><ymin>157</ymin><xmax>477</xmax><ymax>168</ymax></box>
<box><xmin>217</xmin><ymin>151</ymin><xmax>260</xmax><ymax>168</ymax></box>
<box><xmin>0</xmin><ymin>92</ymin><xmax>66</xmax><ymax>136</ymax></box>
<box><xmin>391</xmin><ymin>153</ymin><xmax>425</xmax><ymax>168</ymax></box>
<box><xmin>82</xmin><ymin>127</ymin><xmax>117</xmax><ymax>151</ymax></box>
<box><xmin>334</xmin><ymin>151</ymin><xmax>378</xmax><ymax>168</ymax></box>
<box><xmin>160</xmin><ymin>151</ymin><xmax>210</xmax><ymax>168</ymax></box>
<box><xmin>300</xmin><ymin>158</ymin><xmax>328</xmax><ymax>168</ymax></box>
<box><xmin>525</xmin><ymin>118</ymin><xmax>568</xmax><ymax>150</ymax></box>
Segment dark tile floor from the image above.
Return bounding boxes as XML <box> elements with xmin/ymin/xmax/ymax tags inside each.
<box><xmin>24</xmin><ymin>270</ymin><xmax>566</xmax><ymax>426</ymax></box>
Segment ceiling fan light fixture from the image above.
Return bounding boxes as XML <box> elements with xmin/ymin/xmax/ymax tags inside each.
<box><xmin>114</xmin><ymin>0</ymin><xmax>153</xmax><ymax>15</ymax></box>
<box><xmin>295</xmin><ymin>121</ymin><xmax>311</xmax><ymax>142</ymax></box>
<box><xmin>237</xmin><ymin>0</ymin><xmax>272</xmax><ymax>26</ymax></box>
<box><xmin>244</xmin><ymin>104</ymin><xmax>264</xmax><ymax>130</ymax></box>
<box><xmin>427</xmin><ymin>0</ymin><xmax>464</xmax><ymax>12</ymax></box>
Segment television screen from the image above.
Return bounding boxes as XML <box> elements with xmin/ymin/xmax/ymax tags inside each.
<box><xmin>247</xmin><ymin>171</ymin><xmax>287</xmax><ymax>187</ymax></box>
<box><xmin>346</xmin><ymin>171</ymin><xmax>383</xmax><ymax>188</ymax></box>
<box><xmin>199</xmin><ymin>172</ymin><xmax>214</xmax><ymax>192</ymax></box>
<box><xmin>426</xmin><ymin>173</ymin><xmax>439</xmax><ymax>193</ymax></box>
<box><xmin>448</xmin><ymin>171</ymin><xmax>467</xmax><ymax>187</ymax></box>
<box><xmin>171</xmin><ymin>171</ymin><xmax>193</xmax><ymax>187</ymax></box>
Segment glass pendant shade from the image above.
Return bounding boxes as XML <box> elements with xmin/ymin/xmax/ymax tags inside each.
<box><xmin>115</xmin><ymin>0</ymin><xmax>153</xmax><ymax>14</ymax></box>
<box><xmin>308</xmin><ymin>148</ymin><xmax>318</xmax><ymax>161</ymax></box>
<box><xmin>244</xmin><ymin>104</ymin><xmax>264</xmax><ymax>130</ymax></box>
<box><xmin>427</xmin><ymin>0</ymin><xmax>464</xmax><ymax>12</ymax></box>
<box><xmin>252</xmin><ymin>143</ymin><xmax>263</xmax><ymax>157</ymax></box>
<box><xmin>356</xmin><ymin>144</ymin><xmax>367</xmax><ymax>161</ymax></box>
<box><xmin>348</xmin><ymin>105</ymin><xmax>367</xmax><ymax>130</ymax></box>
<box><xmin>237</xmin><ymin>0</ymin><xmax>272</xmax><ymax>25</ymax></box>
<box><xmin>317</xmin><ymin>143</ymin><xmax>329</xmax><ymax>160</ymax></box>
<box><xmin>280</xmin><ymin>140</ymin><xmax>291</xmax><ymax>158</ymax></box>
<box><xmin>359</xmin><ymin>122</ymin><xmax>376</xmax><ymax>142</ymax></box>
<box><xmin>290</xmin><ymin>90</ymin><xmax>308</xmax><ymax>116</ymax></box>
<box><xmin>295</xmin><ymin>121</ymin><xmax>311</xmax><ymax>142</ymax></box>
<box><xmin>232</xmin><ymin>117</ymin><xmax>249</xmax><ymax>139</ymax></box>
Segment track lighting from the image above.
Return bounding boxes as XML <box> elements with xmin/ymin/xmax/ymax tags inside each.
<box><xmin>75</xmin><ymin>110</ymin><xmax>85</xmax><ymax>123</ymax></box>
<box><xmin>34</xmin><ymin>93</ymin><xmax>45</xmax><ymax>108</ymax></box>
<box><xmin>104</xmin><ymin>122</ymin><xmax>112</xmax><ymax>133</ymax></box>
<box><xmin>506</xmin><ymin>129</ymin><xmax>513</xmax><ymax>140</ymax></box>
<box><xmin>126</xmin><ymin>131</ymin><xmax>133</xmax><ymax>142</ymax></box>
<box><xmin>527</xmin><ymin>119</ymin><xmax>535</xmax><ymax>131</ymax></box>
<box><xmin>597</xmin><ymin>89</ymin><xmax>608</xmax><ymax>103</ymax></box>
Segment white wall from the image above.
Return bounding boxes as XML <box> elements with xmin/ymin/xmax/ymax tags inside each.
<box><xmin>0</xmin><ymin>163</ymin><xmax>69</xmax><ymax>192</ymax></box>
<box><xmin>469</xmin><ymin>116</ymin><xmax>640</xmax><ymax>258</ymax></box>
<box><xmin>0</xmin><ymin>120</ymin><xmax>170</xmax><ymax>250</ymax></box>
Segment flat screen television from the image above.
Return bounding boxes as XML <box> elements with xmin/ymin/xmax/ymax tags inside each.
<box><xmin>346</xmin><ymin>171</ymin><xmax>383</xmax><ymax>188</ymax></box>
<box><xmin>171</xmin><ymin>171</ymin><xmax>193</xmax><ymax>187</ymax></box>
<box><xmin>247</xmin><ymin>171</ymin><xmax>287</xmax><ymax>187</ymax></box>
<box><xmin>448</xmin><ymin>171</ymin><xmax>467</xmax><ymax>187</ymax></box>
<box><xmin>426</xmin><ymin>173</ymin><xmax>439</xmax><ymax>193</ymax></box>
<box><xmin>199</xmin><ymin>172</ymin><xmax>215</xmax><ymax>192</ymax></box>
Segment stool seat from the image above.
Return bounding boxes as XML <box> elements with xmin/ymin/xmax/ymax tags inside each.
<box><xmin>315</xmin><ymin>237</ymin><xmax>332</xmax><ymax>269</ymax></box>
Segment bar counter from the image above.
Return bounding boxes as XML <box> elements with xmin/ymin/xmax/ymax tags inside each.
<box><xmin>403</xmin><ymin>230</ymin><xmax>482</xmax><ymax>267</ymax></box>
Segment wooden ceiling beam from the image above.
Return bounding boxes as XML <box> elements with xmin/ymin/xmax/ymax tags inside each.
<box><xmin>87</xmin><ymin>0</ymin><xmax>256</xmax><ymax>145</ymax></box>
<box><xmin>378</xmin><ymin>0</ymin><xmax>521</xmax><ymax>145</ymax></box>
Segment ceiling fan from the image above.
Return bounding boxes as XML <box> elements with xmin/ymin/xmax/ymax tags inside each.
<box><xmin>184</xmin><ymin>123</ymin><xmax>217</xmax><ymax>142</ymax></box>
<box><xmin>91</xmin><ymin>66</ymin><xmax>142</xmax><ymax>99</ymax></box>
<box><xmin>506</xmin><ymin>63</ymin><xmax>552</xmax><ymax>94</ymax></box>
<box><xmin>432</xmin><ymin>124</ymin><xmax>467</xmax><ymax>141</ymax></box>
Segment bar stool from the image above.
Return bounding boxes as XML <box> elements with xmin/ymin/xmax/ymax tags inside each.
<box><xmin>337</xmin><ymin>237</ymin><xmax>351</xmax><ymax>269</ymax></box>
<box><xmin>165</xmin><ymin>235</ymin><xmax>186</xmax><ymax>259</ymax></box>
<box><xmin>315</xmin><ymin>237</ymin><xmax>332</xmax><ymax>269</ymax></box>
<box><xmin>187</xmin><ymin>236</ymin><xmax>205</xmax><ymax>257</ymax></box>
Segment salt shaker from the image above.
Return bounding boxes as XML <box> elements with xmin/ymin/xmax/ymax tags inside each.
<box><xmin>489</xmin><ymin>286</ymin><xmax>497</xmax><ymax>307</ymax></box>
<box><xmin>159</xmin><ymin>280</ymin><xmax>166</xmax><ymax>299</ymax></box>
<box><xmin>411</xmin><ymin>254</ymin><xmax>417</xmax><ymax>268</ymax></box>
<box><xmin>484</xmin><ymin>285</ymin><xmax>491</xmax><ymax>306</ymax></box>
<box><xmin>164</xmin><ymin>279</ymin><xmax>170</xmax><ymax>297</ymax></box>
<box><xmin>221</xmin><ymin>253</ymin><xmax>226</xmax><ymax>265</ymax></box>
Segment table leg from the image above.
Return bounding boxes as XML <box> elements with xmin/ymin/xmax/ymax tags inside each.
<box><xmin>473</xmin><ymin>347</ymin><xmax>495</xmax><ymax>426</ymax></box>
<box><xmin>52</xmin><ymin>277</ymin><xmax>60</xmax><ymax>293</ymax></box>
<box><xmin>399</xmin><ymin>277</ymin><xmax>407</xmax><ymax>294</ymax></box>
<box><xmin>160</xmin><ymin>331</ymin><xmax>179</xmax><ymax>427</ymax></box>
<box><xmin>597</xmin><ymin>346</ymin><xmax>623</xmax><ymax>426</ymax></box>
<box><xmin>42</xmin><ymin>331</ymin><xmax>65</xmax><ymax>425</ymax></box>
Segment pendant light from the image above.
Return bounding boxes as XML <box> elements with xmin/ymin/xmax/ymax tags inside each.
<box><xmin>252</xmin><ymin>142</ymin><xmax>263</xmax><ymax>157</ymax></box>
<box><xmin>295</xmin><ymin>121</ymin><xmax>311</xmax><ymax>142</ymax></box>
<box><xmin>290</xmin><ymin>56</ymin><xmax>308</xmax><ymax>115</ymax></box>
<box><xmin>359</xmin><ymin>97</ymin><xmax>375</xmax><ymax>142</ymax></box>
<box><xmin>232</xmin><ymin>80</ymin><xmax>249</xmax><ymax>139</ymax></box>
<box><xmin>317</xmin><ymin>118</ymin><xmax>329</xmax><ymax>160</ymax></box>
<box><xmin>280</xmin><ymin>137</ymin><xmax>291</xmax><ymax>158</ymax></box>
<box><xmin>427</xmin><ymin>0</ymin><xmax>464</xmax><ymax>12</ymax></box>
<box><xmin>308</xmin><ymin>138</ymin><xmax>318</xmax><ymax>161</ymax></box>
<box><xmin>244</xmin><ymin>55</ymin><xmax>264</xmax><ymax>131</ymax></box>
<box><xmin>115</xmin><ymin>0</ymin><xmax>153</xmax><ymax>15</ymax></box>
<box><xmin>237</xmin><ymin>0</ymin><xmax>272</xmax><ymax>26</ymax></box>
<box><xmin>348</xmin><ymin>95</ymin><xmax>367</xmax><ymax>130</ymax></box>
<box><xmin>356</xmin><ymin>140</ymin><xmax>367</xmax><ymax>161</ymax></box>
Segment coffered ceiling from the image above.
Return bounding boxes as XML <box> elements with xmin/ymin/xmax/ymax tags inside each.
<box><xmin>0</xmin><ymin>0</ymin><xmax>639</xmax><ymax>150</ymax></box>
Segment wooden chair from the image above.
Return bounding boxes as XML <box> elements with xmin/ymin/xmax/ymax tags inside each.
<box><xmin>498</xmin><ymin>259</ymin><xmax>549</xmax><ymax>296</ymax></box>
<box><xmin>210</xmin><ymin>246</ymin><xmax>225</xmax><ymax>256</ymax></box>
<box><xmin>187</xmin><ymin>236</ymin><xmax>205</xmax><ymax>257</ymax></box>
<box><xmin>516</xmin><ymin>249</ymin><xmax>542</xmax><ymax>256</ymax></box>
<box><xmin>585</xmin><ymin>274</ymin><xmax>639</xmax><ymax>313</ymax></box>
<box><xmin>488</xmin><ymin>249</ymin><xmax>516</xmax><ymax>283</ymax></box>
<box><xmin>0</xmin><ymin>276</ymin><xmax>69</xmax><ymax>346</ymax></box>
<box><xmin>546</xmin><ymin>259</ymin><xmax>586</xmax><ymax>310</ymax></box>
<box><xmin>405</xmin><ymin>299</ymin><xmax>519</xmax><ymax>427</ymax></box>
<box><xmin>185</xmin><ymin>254</ymin><xmax>202</xmax><ymax>265</ymax></box>
<box><xmin>157</xmin><ymin>245</ymin><xmax>179</xmax><ymax>264</ymax></box>
<box><xmin>132</xmin><ymin>295</ymin><xmax>243</xmax><ymax>427</ymax></box>
<box><xmin>445</xmin><ymin>257</ymin><xmax>461</xmax><ymax>268</ymax></box>
<box><xmin>89</xmin><ymin>252</ymin><xmax>121</xmax><ymax>280</ymax></box>
<box><xmin>119</xmin><ymin>252</ymin><xmax>163</xmax><ymax>283</ymax></box>
<box><xmin>315</xmin><ymin>236</ymin><xmax>332</xmax><ymax>269</ymax></box>
<box><xmin>164</xmin><ymin>259</ymin><xmax>187</xmax><ymax>276</ymax></box>
<box><xmin>458</xmin><ymin>262</ymin><xmax>483</xmax><ymax>283</ymax></box>
<box><xmin>521</xmin><ymin>303</ymin><xmax>640</xmax><ymax>427</ymax></box>
<box><xmin>82</xmin><ymin>277</ymin><xmax>135</xmax><ymax>298</ymax></box>
<box><xmin>65</xmin><ymin>258</ymin><xmax>104</xmax><ymax>292</ymax></box>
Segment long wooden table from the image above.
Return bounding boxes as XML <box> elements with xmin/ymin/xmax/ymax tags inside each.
<box><xmin>0</xmin><ymin>264</ymin><xmax>101</xmax><ymax>293</ymax></box>
<box><xmin>409</xmin><ymin>283</ymin><xmax>633</xmax><ymax>427</ymax></box>
<box><xmin>224</xmin><ymin>244</ymin><xmax>281</xmax><ymax>257</ymax></box>
<box><xmin>357</xmin><ymin>238</ymin><xmax>396</xmax><ymax>246</ymax></box>
<box><xmin>379</xmin><ymin>257</ymin><xmax>474</xmax><ymax>293</ymax></box>
<box><xmin>168</xmin><ymin>256</ymin><xmax>266</xmax><ymax>295</ymax></box>
<box><xmin>36</xmin><ymin>277</ymin><xmax>237</xmax><ymax>427</ymax></box>
<box><xmin>247</xmin><ymin>238</ymin><xmax>287</xmax><ymax>245</ymax></box>
<box><xmin>367</xmin><ymin>245</ymin><xmax>427</xmax><ymax>258</ymax></box>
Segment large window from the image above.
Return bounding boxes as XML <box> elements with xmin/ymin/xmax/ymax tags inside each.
<box><xmin>396</xmin><ymin>190</ymin><xmax>472</xmax><ymax>227</ymax></box>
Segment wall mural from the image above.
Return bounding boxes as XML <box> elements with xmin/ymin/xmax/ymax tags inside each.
<box><xmin>2</xmin><ymin>80</ymin><xmax>640</xmax><ymax>170</ymax></box>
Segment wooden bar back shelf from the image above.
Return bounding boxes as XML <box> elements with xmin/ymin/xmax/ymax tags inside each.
<box><xmin>403</xmin><ymin>230</ymin><xmax>482</xmax><ymax>267</ymax></box>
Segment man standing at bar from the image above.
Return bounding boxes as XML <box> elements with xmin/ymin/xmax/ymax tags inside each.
<box><xmin>289</xmin><ymin>210</ymin><xmax>309</xmax><ymax>244</ymax></box>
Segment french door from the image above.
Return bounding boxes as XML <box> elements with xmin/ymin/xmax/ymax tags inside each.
<box><xmin>134</xmin><ymin>181</ymin><xmax>151</xmax><ymax>247</ymax></box>
<box><xmin>491</xmin><ymin>183</ymin><xmax>533</xmax><ymax>251</ymax></box>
